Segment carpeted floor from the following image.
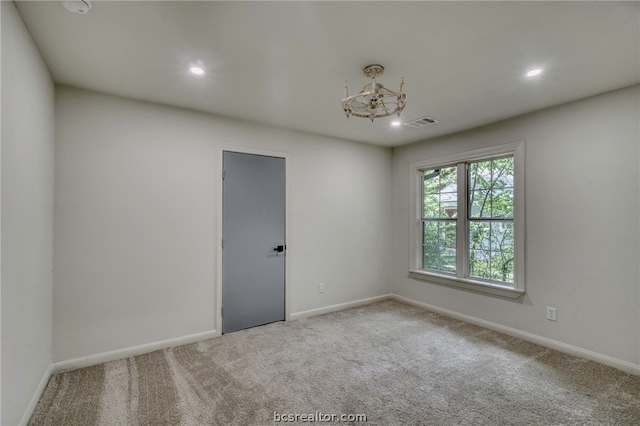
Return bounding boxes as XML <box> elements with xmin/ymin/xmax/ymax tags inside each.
<box><xmin>29</xmin><ymin>300</ymin><xmax>639</xmax><ymax>425</ymax></box>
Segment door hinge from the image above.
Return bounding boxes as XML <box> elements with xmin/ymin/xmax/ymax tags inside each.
<box><xmin>221</xmin><ymin>307</ymin><xmax>224</xmax><ymax>317</ymax></box>
<box><xmin>222</xmin><ymin>239</ymin><xmax>224</xmax><ymax>249</ymax></box>
<box><xmin>222</xmin><ymin>170</ymin><xmax>225</xmax><ymax>180</ymax></box>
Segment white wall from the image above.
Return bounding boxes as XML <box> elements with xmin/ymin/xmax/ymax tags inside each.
<box><xmin>392</xmin><ymin>86</ymin><xmax>640</xmax><ymax>366</ymax></box>
<box><xmin>1</xmin><ymin>2</ymin><xmax>55</xmax><ymax>425</ymax></box>
<box><xmin>54</xmin><ymin>86</ymin><xmax>392</xmax><ymax>362</ymax></box>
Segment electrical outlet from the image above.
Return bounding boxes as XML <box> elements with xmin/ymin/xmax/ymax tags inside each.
<box><xmin>318</xmin><ymin>283</ymin><xmax>325</xmax><ymax>294</ymax></box>
<box><xmin>546</xmin><ymin>306</ymin><xmax>557</xmax><ymax>321</ymax></box>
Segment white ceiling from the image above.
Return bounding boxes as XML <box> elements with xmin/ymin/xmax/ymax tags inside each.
<box><xmin>14</xmin><ymin>1</ymin><xmax>640</xmax><ymax>147</ymax></box>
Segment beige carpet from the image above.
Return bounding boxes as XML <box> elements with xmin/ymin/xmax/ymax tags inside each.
<box><xmin>29</xmin><ymin>300</ymin><xmax>639</xmax><ymax>425</ymax></box>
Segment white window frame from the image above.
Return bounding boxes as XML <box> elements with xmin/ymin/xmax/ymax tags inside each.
<box><xmin>408</xmin><ymin>141</ymin><xmax>525</xmax><ymax>299</ymax></box>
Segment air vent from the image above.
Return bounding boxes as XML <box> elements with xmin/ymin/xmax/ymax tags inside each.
<box><xmin>403</xmin><ymin>116</ymin><xmax>439</xmax><ymax>128</ymax></box>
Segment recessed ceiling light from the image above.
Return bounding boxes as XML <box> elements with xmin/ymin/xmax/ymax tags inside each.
<box><xmin>526</xmin><ymin>68</ymin><xmax>543</xmax><ymax>77</ymax></box>
<box><xmin>61</xmin><ymin>1</ymin><xmax>92</xmax><ymax>14</ymax></box>
<box><xmin>391</xmin><ymin>120</ymin><xmax>402</xmax><ymax>127</ymax></box>
<box><xmin>190</xmin><ymin>66</ymin><xmax>204</xmax><ymax>75</ymax></box>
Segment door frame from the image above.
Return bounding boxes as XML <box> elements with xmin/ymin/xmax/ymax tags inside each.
<box><xmin>216</xmin><ymin>146</ymin><xmax>291</xmax><ymax>336</ymax></box>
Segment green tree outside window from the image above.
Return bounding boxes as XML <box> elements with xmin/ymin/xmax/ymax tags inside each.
<box><xmin>422</xmin><ymin>156</ymin><xmax>514</xmax><ymax>284</ymax></box>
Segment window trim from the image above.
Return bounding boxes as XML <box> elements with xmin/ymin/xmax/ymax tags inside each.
<box><xmin>408</xmin><ymin>141</ymin><xmax>525</xmax><ymax>299</ymax></box>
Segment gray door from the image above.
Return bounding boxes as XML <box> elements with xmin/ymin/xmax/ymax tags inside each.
<box><xmin>222</xmin><ymin>151</ymin><xmax>285</xmax><ymax>333</ymax></box>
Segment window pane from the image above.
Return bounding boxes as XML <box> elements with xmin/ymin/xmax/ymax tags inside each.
<box><xmin>422</xmin><ymin>221</ymin><xmax>440</xmax><ymax>270</ymax></box>
<box><xmin>468</xmin><ymin>157</ymin><xmax>513</xmax><ymax>219</ymax></box>
<box><xmin>469</xmin><ymin>190</ymin><xmax>490</xmax><ymax>218</ymax></box>
<box><xmin>468</xmin><ymin>162</ymin><xmax>489</xmax><ymax>193</ymax></box>
<box><xmin>491</xmin><ymin>188</ymin><xmax>513</xmax><ymax>218</ymax></box>
<box><xmin>440</xmin><ymin>167</ymin><xmax>458</xmax><ymax>193</ymax></box>
<box><xmin>441</xmin><ymin>247</ymin><xmax>457</xmax><ymax>272</ymax></box>
<box><xmin>423</xmin><ymin>167</ymin><xmax>457</xmax><ymax>219</ymax></box>
<box><xmin>423</xmin><ymin>194</ymin><xmax>439</xmax><ymax>218</ymax></box>
<box><xmin>422</xmin><ymin>220</ymin><xmax>456</xmax><ymax>274</ymax></box>
<box><xmin>492</xmin><ymin>157</ymin><xmax>514</xmax><ymax>188</ymax></box>
<box><xmin>440</xmin><ymin>195</ymin><xmax>458</xmax><ymax>218</ymax></box>
<box><xmin>469</xmin><ymin>249</ymin><xmax>490</xmax><ymax>279</ymax></box>
<box><xmin>423</xmin><ymin>169</ymin><xmax>440</xmax><ymax>194</ymax></box>
<box><xmin>468</xmin><ymin>221</ymin><xmax>514</xmax><ymax>284</ymax></box>
<box><xmin>490</xmin><ymin>222</ymin><xmax>514</xmax><ymax>253</ymax></box>
<box><xmin>469</xmin><ymin>221</ymin><xmax>490</xmax><ymax>251</ymax></box>
<box><xmin>491</xmin><ymin>251</ymin><xmax>514</xmax><ymax>283</ymax></box>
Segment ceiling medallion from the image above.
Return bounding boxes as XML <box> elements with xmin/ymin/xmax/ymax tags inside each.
<box><xmin>342</xmin><ymin>64</ymin><xmax>406</xmax><ymax>122</ymax></box>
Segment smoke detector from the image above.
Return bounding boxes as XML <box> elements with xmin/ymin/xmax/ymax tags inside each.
<box><xmin>61</xmin><ymin>1</ymin><xmax>92</xmax><ymax>14</ymax></box>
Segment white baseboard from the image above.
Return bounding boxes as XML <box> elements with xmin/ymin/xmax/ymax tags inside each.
<box><xmin>52</xmin><ymin>329</ymin><xmax>218</xmax><ymax>373</ymax></box>
<box><xmin>392</xmin><ymin>294</ymin><xmax>640</xmax><ymax>376</ymax></box>
<box><xmin>53</xmin><ymin>295</ymin><xmax>394</xmax><ymax>373</ymax></box>
<box><xmin>19</xmin><ymin>364</ymin><xmax>53</xmax><ymax>426</ymax></box>
<box><xmin>20</xmin><ymin>295</ymin><xmax>638</xmax><ymax>424</ymax></box>
<box><xmin>290</xmin><ymin>294</ymin><xmax>392</xmax><ymax>320</ymax></box>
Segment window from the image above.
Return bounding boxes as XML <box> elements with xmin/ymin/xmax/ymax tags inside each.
<box><xmin>409</xmin><ymin>142</ymin><xmax>524</xmax><ymax>298</ymax></box>
<box><xmin>422</xmin><ymin>166</ymin><xmax>458</xmax><ymax>274</ymax></box>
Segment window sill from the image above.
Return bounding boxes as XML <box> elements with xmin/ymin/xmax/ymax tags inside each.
<box><xmin>408</xmin><ymin>270</ymin><xmax>525</xmax><ymax>299</ymax></box>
